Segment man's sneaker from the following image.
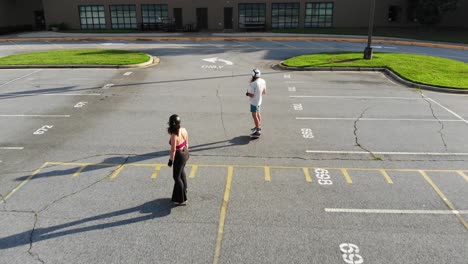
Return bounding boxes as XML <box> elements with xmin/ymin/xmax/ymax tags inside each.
<box><xmin>251</xmin><ymin>127</ymin><xmax>257</xmax><ymax>132</ymax></box>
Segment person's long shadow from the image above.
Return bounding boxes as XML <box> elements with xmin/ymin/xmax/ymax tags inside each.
<box><xmin>0</xmin><ymin>198</ymin><xmax>173</xmax><ymax>250</ymax></box>
<box><xmin>15</xmin><ymin>136</ymin><xmax>251</xmax><ymax>182</ymax></box>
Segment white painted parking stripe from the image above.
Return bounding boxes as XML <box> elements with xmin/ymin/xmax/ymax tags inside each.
<box><xmin>306</xmin><ymin>150</ymin><xmax>468</xmax><ymax>156</ymax></box>
<box><xmin>290</xmin><ymin>95</ymin><xmax>422</xmax><ymax>100</ymax></box>
<box><xmin>425</xmin><ymin>97</ymin><xmax>468</xmax><ymax>126</ymax></box>
<box><xmin>296</xmin><ymin>117</ymin><xmax>462</xmax><ymax>122</ymax></box>
<box><xmin>0</xmin><ymin>70</ymin><xmax>42</xmax><ymax>88</ymax></box>
<box><xmin>0</xmin><ymin>147</ymin><xmax>24</xmax><ymax>150</ymax></box>
<box><xmin>2</xmin><ymin>93</ymin><xmax>101</xmax><ymax>96</ymax></box>
<box><xmin>123</xmin><ymin>72</ymin><xmax>133</xmax><ymax>76</ymax></box>
<box><xmin>0</xmin><ymin>115</ymin><xmax>70</xmax><ymax>117</ymax></box>
<box><xmin>40</xmin><ymin>93</ymin><xmax>101</xmax><ymax>96</ymax></box>
<box><xmin>325</xmin><ymin>208</ymin><xmax>468</xmax><ymax>215</ymax></box>
<box><xmin>269</xmin><ymin>40</ymin><xmax>298</xmax><ymax>49</ymax></box>
<box><xmin>102</xmin><ymin>83</ymin><xmax>114</xmax><ymax>89</ymax></box>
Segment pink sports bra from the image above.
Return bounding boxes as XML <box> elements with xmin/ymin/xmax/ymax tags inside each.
<box><xmin>169</xmin><ymin>140</ymin><xmax>186</xmax><ymax>150</ymax></box>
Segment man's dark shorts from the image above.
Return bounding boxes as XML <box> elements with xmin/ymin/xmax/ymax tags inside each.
<box><xmin>250</xmin><ymin>104</ymin><xmax>261</xmax><ymax>113</ymax></box>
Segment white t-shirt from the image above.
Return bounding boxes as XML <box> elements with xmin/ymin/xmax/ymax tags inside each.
<box><xmin>248</xmin><ymin>78</ymin><xmax>266</xmax><ymax>106</ymax></box>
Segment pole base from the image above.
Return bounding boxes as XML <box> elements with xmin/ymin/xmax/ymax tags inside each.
<box><xmin>363</xmin><ymin>47</ymin><xmax>373</xmax><ymax>60</ymax></box>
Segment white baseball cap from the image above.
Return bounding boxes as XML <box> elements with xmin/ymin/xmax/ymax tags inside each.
<box><xmin>252</xmin><ymin>68</ymin><xmax>261</xmax><ymax>77</ymax></box>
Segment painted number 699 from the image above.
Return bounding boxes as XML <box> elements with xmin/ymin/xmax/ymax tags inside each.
<box><xmin>339</xmin><ymin>243</ymin><xmax>364</xmax><ymax>264</ymax></box>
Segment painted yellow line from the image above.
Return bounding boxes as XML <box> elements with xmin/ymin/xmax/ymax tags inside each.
<box><xmin>40</xmin><ymin>161</ymin><xmax>468</xmax><ymax>174</ymax></box>
<box><xmin>8</xmin><ymin>40</ymin><xmax>25</xmax><ymax>50</ymax></box>
<box><xmin>72</xmin><ymin>165</ymin><xmax>87</xmax><ymax>178</ymax></box>
<box><xmin>213</xmin><ymin>166</ymin><xmax>233</xmax><ymax>264</ymax></box>
<box><xmin>419</xmin><ymin>170</ymin><xmax>468</xmax><ymax>230</ymax></box>
<box><xmin>457</xmin><ymin>171</ymin><xmax>468</xmax><ymax>182</ymax></box>
<box><xmin>303</xmin><ymin>168</ymin><xmax>312</xmax><ymax>183</ymax></box>
<box><xmin>127</xmin><ymin>163</ymin><xmax>165</xmax><ymax>167</ymax></box>
<box><xmin>264</xmin><ymin>166</ymin><xmax>271</xmax><ymax>182</ymax></box>
<box><xmin>189</xmin><ymin>165</ymin><xmax>198</xmax><ymax>178</ymax></box>
<box><xmin>47</xmin><ymin>161</ymin><xmax>118</xmax><ymax>167</ymax></box>
<box><xmin>110</xmin><ymin>165</ymin><xmax>126</xmax><ymax>180</ymax></box>
<box><xmin>341</xmin><ymin>169</ymin><xmax>353</xmax><ymax>184</ymax></box>
<box><xmin>151</xmin><ymin>165</ymin><xmax>161</xmax><ymax>179</ymax></box>
<box><xmin>234</xmin><ymin>40</ymin><xmax>258</xmax><ymax>49</ymax></box>
<box><xmin>380</xmin><ymin>169</ymin><xmax>394</xmax><ymax>184</ymax></box>
<box><xmin>0</xmin><ymin>162</ymin><xmax>49</xmax><ymax>203</ymax></box>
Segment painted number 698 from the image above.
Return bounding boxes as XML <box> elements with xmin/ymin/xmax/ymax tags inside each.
<box><xmin>339</xmin><ymin>243</ymin><xmax>364</xmax><ymax>264</ymax></box>
<box><xmin>315</xmin><ymin>168</ymin><xmax>333</xmax><ymax>185</ymax></box>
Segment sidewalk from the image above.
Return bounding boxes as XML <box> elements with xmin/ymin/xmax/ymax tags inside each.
<box><xmin>1</xmin><ymin>31</ymin><xmax>467</xmax><ymax>50</ymax></box>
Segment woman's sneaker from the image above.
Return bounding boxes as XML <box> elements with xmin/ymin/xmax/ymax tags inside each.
<box><xmin>250</xmin><ymin>127</ymin><xmax>262</xmax><ymax>133</ymax></box>
<box><xmin>250</xmin><ymin>130</ymin><xmax>261</xmax><ymax>137</ymax></box>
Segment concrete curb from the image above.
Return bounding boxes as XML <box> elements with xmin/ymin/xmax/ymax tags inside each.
<box><xmin>0</xmin><ymin>55</ymin><xmax>158</xmax><ymax>69</ymax></box>
<box><xmin>0</xmin><ymin>36</ymin><xmax>466</xmax><ymax>50</ymax></box>
<box><xmin>275</xmin><ymin>63</ymin><xmax>468</xmax><ymax>94</ymax></box>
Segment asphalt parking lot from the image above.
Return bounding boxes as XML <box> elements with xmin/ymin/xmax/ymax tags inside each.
<box><xmin>0</xmin><ymin>39</ymin><xmax>467</xmax><ymax>263</ymax></box>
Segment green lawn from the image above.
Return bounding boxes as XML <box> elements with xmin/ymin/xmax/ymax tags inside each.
<box><xmin>0</xmin><ymin>49</ymin><xmax>151</xmax><ymax>65</ymax></box>
<box><xmin>282</xmin><ymin>53</ymin><xmax>468</xmax><ymax>89</ymax></box>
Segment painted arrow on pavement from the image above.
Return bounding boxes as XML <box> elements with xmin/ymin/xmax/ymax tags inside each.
<box><xmin>202</xmin><ymin>57</ymin><xmax>233</xmax><ymax>65</ymax></box>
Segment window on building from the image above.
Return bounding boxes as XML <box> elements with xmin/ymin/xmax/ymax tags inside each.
<box><xmin>272</xmin><ymin>3</ymin><xmax>300</xmax><ymax>29</ymax></box>
<box><xmin>79</xmin><ymin>5</ymin><xmax>106</xmax><ymax>29</ymax></box>
<box><xmin>142</xmin><ymin>4</ymin><xmax>169</xmax><ymax>25</ymax></box>
<box><xmin>239</xmin><ymin>3</ymin><xmax>266</xmax><ymax>29</ymax></box>
<box><xmin>305</xmin><ymin>2</ymin><xmax>333</xmax><ymax>28</ymax></box>
<box><xmin>110</xmin><ymin>5</ymin><xmax>137</xmax><ymax>29</ymax></box>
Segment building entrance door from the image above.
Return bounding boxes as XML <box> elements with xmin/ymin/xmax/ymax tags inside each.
<box><xmin>34</xmin><ymin>10</ymin><xmax>46</xmax><ymax>30</ymax></box>
<box><xmin>196</xmin><ymin>8</ymin><xmax>208</xmax><ymax>29</ymax></box>
<box><xmin>224</xmin><ymin>7</ymin><xmax>233</xmax><ymax>29</ymax></box>
<box><xmin>173</xmin><ymin>8</ymin><xmax>183</xmax><ymax>29</ymax></box>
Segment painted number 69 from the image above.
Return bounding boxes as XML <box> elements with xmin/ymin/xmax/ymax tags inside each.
<box><xmin>33</xmin><ymin>125</ymin><xmax>53</xmax><ymax>135</ymax></box>
<box><xmin>339</xmin><ymin>243</ymin><xmax>364</xmax><ymax>264</ymax></box>
<box><xmin>301</xmin><ymin>128</ymin><xmax>314</xmax><ymax>138</ymax></box>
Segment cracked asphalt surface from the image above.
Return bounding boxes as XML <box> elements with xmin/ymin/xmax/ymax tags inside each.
<box><xmin>0</xmin><ymin>39</ymin><xmax>467</xmax><ymax>263</ymax></box>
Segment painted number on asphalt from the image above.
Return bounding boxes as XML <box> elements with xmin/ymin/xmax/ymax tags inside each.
<box><xmin>339</xmin><ymin>243</ymin><xmax>363</xmax><ymax>264</ymax></box>
<box><xmin>201</xmin><ymin>65</ymin><xmax>225</xmax><ymax>69</ymax></box>
<box><xmin>315</xmin><ymin>168</ymin><xmax>332</xmax><ymax>185</ymax></box>
<box><xmin>74</xmin><ymin>102</ymin><xmax>88</xmax><ymax>108</ymax></box>
<box><xmin>301</xmin><ymin>128</ymin><xmax>313</xmax><ymax>138</ymax></box>
<box><xmin>34</xmin><ymin>125</ymin><xmax>53</xmax><ymax>135</ymax></box>
<box><xmin>284</xmin><ymin>74</ymin><xmax>291</xmax><ymax>79</ymax></box>
<box><xmin>293</xmin><ymin>104</ymin><xmax>303</xmax><ymax>111</ymax></box>
<box><xmin>288</xmin><ymin>86</ymin><xmax>296</xmax><ymax>92</ymax></box>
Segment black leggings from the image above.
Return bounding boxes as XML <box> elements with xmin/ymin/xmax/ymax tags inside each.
<box><xmin>172</xmin><ymin>147</ymin><xmax>189</xmax><ymax>203</ymax></box>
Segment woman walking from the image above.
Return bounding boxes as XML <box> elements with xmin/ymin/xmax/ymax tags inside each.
<box><xmin>167</xmin><ymin>114</ymin><xmax>189</xmax><ymax>205</ymax></box>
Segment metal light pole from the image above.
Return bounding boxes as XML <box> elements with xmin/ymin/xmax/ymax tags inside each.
<box><xmin>363</xmin><ymin>0</ymin><xmax>376</xmax><ymax>60</ymax></box>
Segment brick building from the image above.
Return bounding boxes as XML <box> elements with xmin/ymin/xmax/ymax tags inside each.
<box><xmin>1</xmin><ymin>0</ymin><xmax>467</xmax><ymax>33</ymax></box>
